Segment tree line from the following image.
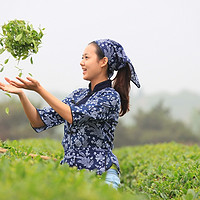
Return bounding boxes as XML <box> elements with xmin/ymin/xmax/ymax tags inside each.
<box><xmin>0</xmin><ymin>100</ymin><xmax>199</xmax><ymax>147</ymax></box>
<box><xmin>114</xmin><ymin>101</ymin><xmax>199</xmax><ymax>147</ymax></box>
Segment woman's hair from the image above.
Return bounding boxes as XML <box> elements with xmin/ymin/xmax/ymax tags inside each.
<box><xmin>90</xmin><ymin>41</ymin><xmax>131</xmax><ymax>116</ymax></box>
<box><xmin>113</xmin><ymin>64</ymin><xmax>131</xmax><ymax>116</ymax></box>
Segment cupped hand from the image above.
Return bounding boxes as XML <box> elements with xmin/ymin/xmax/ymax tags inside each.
<box><xmin>0</xmin><ymin>78</ymin><xmax>23</xmax><ymax>95</ymax></box>
<box><xmin>9</xmin><ymin>77</ymin><xmax>41</xmax><ymax>92</ymax></box>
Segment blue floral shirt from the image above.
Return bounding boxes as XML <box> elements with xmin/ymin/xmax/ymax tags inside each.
<box><xmin>33</xmin><ymin>80</ymin><xmax>121</xmax><ymax>175</ymax></box>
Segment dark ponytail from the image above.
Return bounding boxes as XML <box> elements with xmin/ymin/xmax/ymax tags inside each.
<box><xmin>90</xmin><ymin>41</ymin><xmax>131</xmax><ymax>116</ymax></box>
<box><xmin>113</xmin><ymin>64</ymin><xmax>131</xmax><ymax>116</ymax></box>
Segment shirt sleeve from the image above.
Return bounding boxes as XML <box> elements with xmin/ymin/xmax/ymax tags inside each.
<box><xmin>32</xmin><ymin>89</ymin><xmax>84</xmax><ymax>133</ymax></box>
<box><xmin>70</xmin><ymin>90</ymin><xmax>120</xmax><ymax>125</ymax></box>
<box><xmin>32</xmin><ymin>106</ymin><xmax>65</xmax><ymax>133</ymax></box>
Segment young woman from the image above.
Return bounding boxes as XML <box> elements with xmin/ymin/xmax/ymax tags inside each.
<box><xmin>0</xmin><ymin>39</ymin><xmax>140</xmax><ymax>189</ymax></box>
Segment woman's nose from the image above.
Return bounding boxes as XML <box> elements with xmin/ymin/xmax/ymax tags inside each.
<box><xmin>80</xmin><ymin>59</ymin><xmax>84</xmax><ymax>66</ymax></box>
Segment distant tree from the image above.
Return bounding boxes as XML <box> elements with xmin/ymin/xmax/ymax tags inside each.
<box><xmin>132</xmin><ymin>101</ymin><xmax>199</xmax><ymax>145</ymax></box>
<box><xmin>189</xmin><ymin>109</ymin><xmax>200</xmax><ymax>135</ymax></box>
<box><xmin>0</xmin><ymin>100</ymin><xmax>62</xmax><ymax>141</ymax></box>
<box><xmin>115</xmin><ymin>101</ymin><xmax>199</xmax><ymax>147</ymax></box>
<box><xmin>114</xmin><ymin>120</ymin><xmax>132</xmax><ymax>147</ymax></box>
<box><xmin>134</xmin><ymin>101</ymin><xmax>171</xmax><ymax>131</ymax></box>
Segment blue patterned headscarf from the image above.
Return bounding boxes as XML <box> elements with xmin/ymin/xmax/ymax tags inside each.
<box><xmin>94</xmin><ymin>39</ymin><xmax>140</xmax><ymax>88</ymax></box>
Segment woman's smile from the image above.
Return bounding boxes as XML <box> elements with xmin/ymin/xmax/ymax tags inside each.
<box><xmin>82</xmin><ymin>68</ymin><xmax>87</xmax><ymax>74</ymax></box>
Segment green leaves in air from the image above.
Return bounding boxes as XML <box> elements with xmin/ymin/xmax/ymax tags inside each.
<box><xmin>30</xmin><ymin>57</ymin><xmax>33</xmax><ymax>64</ymax></box>
<box><xmin>0</xmin><ymin>64</ymin><xmax>4</xmax><ymax>72</ymax></box>
<box><xmin>4</xmin><ymin>58</ymin><xmax>9</xmax><ymax>64</ymax></box>
<box><xmin>5</xmin><ymin>107</ymin><xmax>9</xmax><ymax>115</ymax></box>
<box><xmin>18</xmin><ymin>72</ymin><xmax>22</xmax><ymax>77</ymax></box>
<box><xmin>4</xmin><ymin>93</ymin><xmax>11</xmax><ymax>98</ymax></box>
<box><xmin>0</xmin><ymin>19</ymin><xmax>44</xmax><ymax>62</ymax></box>
<box><xmin>15</xmin><ymin>66</ymin><xmax>23</xmax><ymax>77</ymax></box>
<box><xmin>0</xmin><ymin>48</ymin><xmax>5</xmax><ymax>54</ymax></box>
<box><xmin>15</xmin><ymin>33</ymin><xmax>23</xmax><ymax>41</ymax></box>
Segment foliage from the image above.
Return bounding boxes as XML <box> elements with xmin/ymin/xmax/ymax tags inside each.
<box><xmin>190</xmin><ymin>109</ymin><xmax>200</xmax><ymax>135</ymax></box>
<box><xmin>131</xmin><ymin>90</ymin><xmax>200</xmax><ymax>125</ymax></box>
<box><xmin>1</xmin><ymin>139</ymin><xmax>200</xmax><ymax>199</ymax></box>
<box><xmin>0</xmin><ymin>139</ymin><xmax>145</xmax><ymax>200</ymax></box>
<box><xmin>0</xmin><ymin>100</ymin><xmax>37</xmax><ymax>140</ymax></box>
<box><xmin>115</xmin><ymin>101</ymin><xmax>199</xmax><ymax>147</ymax></box>
<box><xmin>0</xmin><ymin>19</ymin><xmax>44</xmax><ymax>114</ymax></box>
<box><xmin>1</xmin><ymin>99</ymin><xmax>199</xmax><ymax>147</ymax></box>
<box><xmin>117</xmin><ymin>142</ymin><xmax>200</xmax><ymax>199</ymax></box>
<box><xmin>0</xmin><ymin>19</ymin><xmax>44</xmax><ymax>70</ymax></box>
<box><xmin>0</xmin><ymin>100</ymin><xmax>61</xmax><ymax>141</ymax></box>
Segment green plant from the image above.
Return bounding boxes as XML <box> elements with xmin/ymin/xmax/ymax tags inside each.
<box><xmin>0</xmin><ymin>19</ymin><xmax>44</xmax><ymax>114</ymax></box>
<box><xmin>1</xmin><ymin>139</ymin><xmax>200</xmax><ymax>199</ymax></box>
<box><xmin>0</xmin><ymin>139</ymin><xmax>145</xmax><ymax>200</ymax></box>
<box><xmin>0</xmin><ymin>19</ymin><xmax>44</xmax><ymax>74</ymax></box>
<box><xmin>115</xmin><ymin>142</ymin><xmax>200</xmax><ymax>199</ymax></box>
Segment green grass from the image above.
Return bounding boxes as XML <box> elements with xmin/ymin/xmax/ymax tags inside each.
<box><xmin>0</xmin><ymin>139</ymin><xmax>200</xmax><ymax>199</ymax></box>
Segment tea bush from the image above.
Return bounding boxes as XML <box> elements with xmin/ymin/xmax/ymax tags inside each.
<box><xmin>117</xmin><ymin>142</ymin><xmax>200</xmax><ymax>199</ymax></box>
<box><xmin>0</xmin><ymin>139</ymin><xmax>199</xmax><ymax>199</ymax></box>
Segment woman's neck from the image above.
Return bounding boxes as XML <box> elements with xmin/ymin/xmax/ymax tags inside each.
<box><xmin>90</xmin><ymin>77</ymin><xmax>108</xmax><ymax>91</ymax></box>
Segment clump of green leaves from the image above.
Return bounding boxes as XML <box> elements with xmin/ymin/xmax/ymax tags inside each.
<box><xmin>0</xmin><ymin>19</ymin><xmax>44</xmax><ymax>66</ymax></box>
<box><xmin>0</xmin><ymin>20</ymin><xmax>44</xmax><ymax>114</ymax></box>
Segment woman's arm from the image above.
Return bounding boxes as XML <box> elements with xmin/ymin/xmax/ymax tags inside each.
<box><xmin>35</xmin><ymin>86</ymin><xmax>73</xmax><ymax>124</ymax></box>
<box><xmin>9</xmin><ymin>77</ymin><xmax>73</xmax><ymax>124</ymax></box>
<box><xmin>0</xmin><ymin>78</ymin><xmax>45</xmax><ymax>128</ymax></box>
<box><xmin>18</xmin><ymin>92</ymin><xmax>45</xmax><ymax>128</ymax></box>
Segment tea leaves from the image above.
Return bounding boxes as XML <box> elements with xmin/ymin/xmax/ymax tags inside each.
<box><xmin>116</xmin><ymin>142</ymin><xmax>200</xmax><ymax>199</ymax></box>
<box><xmin>0</xmin><ymin>139</ymin><xmax>199</xmax><ymax>199</ymax></box>
<box><xmin>0</xmin><ymin>20</ymin><xmax>44</xmax><ymax>62</ymax></box>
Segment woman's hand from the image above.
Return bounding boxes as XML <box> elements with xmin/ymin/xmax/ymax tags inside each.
<box><xmin>0</xmin><ymin>77</ymin><xmax>45</xmax><ymax>128</ymax></box>
<box><xmin>9</xmin><ymin>77</ymin><xmax>41</xmax><ymax>93</ymax></box>
<box><xmin>0</xmin><ymin>78</ymin><xmax>23</xmax><ymax>95</ymax></box>
<box><xmin>1</xmin><ymin>76</ymin><xmax>73</xmax><ymax>124</ymax></box>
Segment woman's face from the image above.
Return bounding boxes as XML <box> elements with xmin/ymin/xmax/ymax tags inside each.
<box><xmin>80</xmin><ymin>44</ymin><xmax>105</xmax><ymax>82</ymax></box>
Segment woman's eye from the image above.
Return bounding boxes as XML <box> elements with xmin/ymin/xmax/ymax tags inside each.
<box><xmin>81</xmin><ymin>56</ymin><xmax>88</xmax><ymax>59</ymax></box>
<box><xmin>81</xmin><ymin>55</ymin><xmax>89</xmax><ymax>60</ymax></box>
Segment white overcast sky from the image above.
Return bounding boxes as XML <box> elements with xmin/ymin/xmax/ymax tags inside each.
<box><xmin>0</xmin><ymin>0</ymin><xmax>200</xmax><ymax>95</ymax></box>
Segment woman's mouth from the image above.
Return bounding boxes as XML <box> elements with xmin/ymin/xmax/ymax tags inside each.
<box><xmin>82</xmin><ymin>68</ymin><xmax>87</xmax><ymax>74</ymax></box>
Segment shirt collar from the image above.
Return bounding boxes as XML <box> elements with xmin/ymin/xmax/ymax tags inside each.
<box><xmin>89</xmin><ymin>80</ymin><xmax>112</xmax><ymax>93</ymax></box>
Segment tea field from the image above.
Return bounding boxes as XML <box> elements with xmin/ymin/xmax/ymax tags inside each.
<box><xmin>0</xmin><ymin>139</ymin><xmax>199</xmax><ymax>199</ymax></box>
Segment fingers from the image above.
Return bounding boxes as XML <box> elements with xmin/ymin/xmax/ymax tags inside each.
<box><xmin>4</xmin><ymin>77</ymin><xmax>26</xmax><ymax>87</ymax></box>
<box><xmin>1</xmin><ymin>77</ymin><xmax>38</xmax><ymax>91</ymax></box>
<box><xmin>0</xmin><ymin>83</ymin><xmax>6</xmax><ymax>92</ymax></box>
<box><xmin>9</xmin><ymin>81</ymin><xmax>22</xmax><ymax>88</ymax></box>
<box><xmin>5</xmin><ymin>77</ymin><xmax>11</xmax><ymax>83</ymax></box>
<box><xmin>26</xmin><ymin>77</ymin><xmax>39</xmax><ymax>85</ymax></box>
<box><xmin>0</xmin><ymin>82</ymin><xmax>8</xmax><ymax>92</ymax></box>
<box><xmin>12</xmin><ymin>77</ymin><xmax>32</xmax><ymax>88</ymax></box>
<box><xmin>10</xmin><ymin>80</ymin><xmax>25</xmax><ymax>88</ymax></box>
<box><xmin>26</xmin><ymin>76</ymin><xmax>35</xmax><ymax>82</ymax></box>
<box><xmin>0</xmin><ymin>81</ymin><xmax>6</xmax><ymax>92</ymax></box>
<box><xmin>16</xmin><ymin>77</ymin><xmax>29</xmax><ymax>84</ymax></box>
<box><xmin>16</xmin><ymin>76</ymin><xmax>37</xmax><ymax>84</ymax></box>
<box><xmin>0</xmin><ymin>82</ymin><xmax>5</xmax><ymax>87</ymax></box>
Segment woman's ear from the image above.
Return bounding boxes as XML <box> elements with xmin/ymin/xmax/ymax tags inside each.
<box><xmin>101</xmin><ymin>57</ymin><xmax>108</xmax><ymax>68</ymax></box>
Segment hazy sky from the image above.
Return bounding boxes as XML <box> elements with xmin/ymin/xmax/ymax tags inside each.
<box><xmin>0</xmin><ymin>0</ymin><xmax>200</xmax><ymax>95</ymax></box>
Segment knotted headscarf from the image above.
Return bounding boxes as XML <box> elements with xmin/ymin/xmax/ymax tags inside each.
<box><xmin>94</xmin><ymin>39</ymin><xmax>140</xmax><ymax>88</ymax></box>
